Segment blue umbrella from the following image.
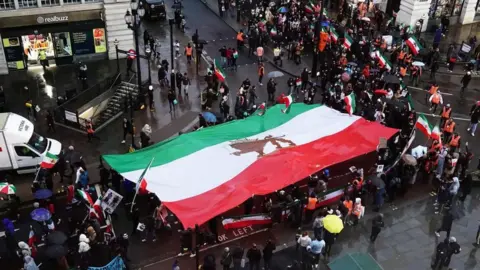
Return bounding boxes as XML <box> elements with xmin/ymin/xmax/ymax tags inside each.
<box><xmin>202</xmin><ymin>112</ymin><xmax>217</xmax><ymax>123</ymax></box>
<box><xmin>30</xmin><ymin>208</ymin><xmax>51</xmax><ymax>222</ymax></box>
<box><xmin>34</xmin><ymin>189</ymin><xmax>53</xmax><ymax>200</ymax></box>
<box><xmin>321</xmin><ymin>21</ymin><xmax>330</xmax><ymax>27</ymax></box>
<box><xmin>278</xmin><ymin>6</ymin><xmax>288</xmax><ymax>13</ymax></box>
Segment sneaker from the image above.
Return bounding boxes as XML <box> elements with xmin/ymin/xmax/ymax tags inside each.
<box><xmin>190</xmin><ymin>253</ymin><xmax>196</xmax><ymax>258</ymax></box>
<box><xmin>471</xmin><ymin>132</ymin><xmax>475</xmax><ymax>137</ymax></box>
<box><xmin>435</xmin><ymin>232</ymin><xmax>440</xmax><ymax>237</ymax></box>
<box><xmin>259</xmin><ymin>83</ymin><xmax>263</xmax><ymax>86</ymax></box>
<box><xmin>467</xmin><ymin>128</ymin><xmax>471</xmax><ymax>132</ymax></box>
<box><xmin>121</xmin><ymin>140</ymin><xmax>126</xmax><ymax>144</ymax></box>
<box><xmin>142</xmin><ymin>239</ymin><xmax>147</xmax><ymax>242</ymax></box>
<box><xmin>178</xmin><ymin>253</ymin><xmax>185</xmax><ymax>256</ymax></box>
<box><xmin>152</xmin><ymin>238</ymin><xmax>156</xmax><ymax>242</ymax></box>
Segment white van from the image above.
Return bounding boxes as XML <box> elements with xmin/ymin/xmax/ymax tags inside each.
<box><xmin>0</xmin><ymin>113</ymin><xmax>62</xmax><ymax>174</ymax></box>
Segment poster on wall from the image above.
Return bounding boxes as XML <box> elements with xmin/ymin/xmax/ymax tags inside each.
<box><xmin>72</xmin><ymin>31</ymin><xmax>94</xmax><ymax>55</ymax></box>
<box><xmin>93</xmin><ymin>28</ymin><xmax>106</xmax><ymax>53</ymax></box>
<box><xmin>2</xmin><ymin>37</ymin><xmax>25</xmax><ymax>70</ymax></box>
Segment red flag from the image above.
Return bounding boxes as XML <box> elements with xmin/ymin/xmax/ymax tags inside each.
<box><xmin>66</xmin><ymin>185</ymin><xmax>75</xmax><ymax>204</ymax></box>
<box><xmin>28</xmin><ymin>227</ymin><xmax>37</xmax><ymax>257</ymax></box>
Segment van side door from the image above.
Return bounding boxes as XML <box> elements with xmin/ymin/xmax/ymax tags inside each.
<box><xmin>13</xmin><ymin>144</ymin><xmax>41</xmax><ymax>173</ymax></box>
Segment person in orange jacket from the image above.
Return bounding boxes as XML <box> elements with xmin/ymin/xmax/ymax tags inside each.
<box><xmin>443</xmin><ymin>118</ymin><xmax>456</xmax><ymax>142</ymax></box>
<box><xmin>440</xmin><ymin>103</ymin><xmax>452</xmax><ymax>127</ymax></box>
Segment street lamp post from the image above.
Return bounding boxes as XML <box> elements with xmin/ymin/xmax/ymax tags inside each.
<box><xmin>169</xmin><ymin>19</ymin><xmax>175</xmax><ymax>92</ymax></box>
<box><xmin>125</xmin><ymin>2</ymin><xmax>145</xmax><ymax>97</ymax></box>
<box><xmin>114</xmin><ymin>39</ymin><xmax>120</xmax><ymax>72</ymax></box>
<box><xmin>125</xmin><ymin>3</ymin><xmax>144</xmax><ymax>148</ymax></box>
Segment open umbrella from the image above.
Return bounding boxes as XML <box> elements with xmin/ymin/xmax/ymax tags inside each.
<box><xmin>30</xmin><ymin>208</ymin><xmax>52</xmax><ymax>222</ymax></box>
<box><xmin>402</xmin><ymin>154</ymin><xmax>417</xmax><ymax>166</ymax></box>
<box><xmin>47</xmin><ymin>231</ymin><xmax>68</xmax><ymax>245</ymax></box>
<box><xmin>278</xmin><ymin>6</ymin><xmax>288</xmax><ymax>13</ymax></box>
<box><xmin>323</xmin><ymin>214</ymin><xmax>344</xmax><ymax>234</ymax></box>
<box><xmin>361</xmin><ymin>17</ymin><xmax>371</xmax><ymax>22</ymax></box>
<box><xmin>374</xmin><ymin>89</ymin><xmax>388</xmax><ymax>95</ymax></box>
<box><xmin>267</xmin><ymin>71</ymin><xmax>284</xmax><ymax>78</ymax></box>
<box><xmin>412</xmin><ymin>61</ymin><xmax>425</xmax><ymax>67</ymax></box>
<box><xmin>34</xmin><ymin>189</ymin><xmax>53</xmax><ymax>200</ymax></box>
<box><xmin>45</xmin><ymin>244</ymin><xmax>68</xmax><ymax>259</ymax></box>
<box><xmin>0</xmin><ymin>183</ymin><xmax>16</xmax><ymax>195</ymax></box>
<box><xmin>201</xmin><ymin>112</ymin><xmax>217</xmax><ymax>123</ymax></box>
<box><xmin>383</xmin><ymin>74</ymin><xmax>400</xmax><ymax>84</ymax></box>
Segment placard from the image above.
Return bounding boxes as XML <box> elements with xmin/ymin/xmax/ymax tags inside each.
<box><xmin>64</xmin><ymin>110</ymin><xmax>78</xmax><ymax>123</ymax></box>
<box><xmin>101</xmin><ymin>189</ymin><xmax>123</xmax><ymax>214</ymax></box>
<box><xmin>93</xmin><ymin>28</ymin><xmax>106</xmax><ymax>53</ymax></box>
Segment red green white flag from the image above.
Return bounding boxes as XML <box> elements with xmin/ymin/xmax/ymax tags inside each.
<box><xmin>222</xmin><ymin>214</ymin><xmax>272</xmax><ymax>230</ymax></box>
<box><xmin>281</xmin><ymin>95</ymin><xmax>293</xmax><ymax>113</ymax></box>
<box><xmin>40</xmin><ymin>152</ymin><xmax>58</xmax><ymax>169</ymax></box>
<box><xmin>343</xmin><ymin>33</ymin><xmax>353</xmax><ymax>50</ymax></box>
<box><xmin>406</xmin><ymin>36</ymin><xmax>423</xmax><ymax>55</ymax></box>
<box><xmin>103</xmin><ymin>104</ymin><xmax>398</xmax><ymax>229</ymax></box>
<box><xmin>28</xmin><ymin>226</ymin><xmax>37</xmax><ymax>257</ymax></box>
<box><xmin>344</xmin><ymin>92</ymin><xmax>356</xmax><ymax>115</ymax></box>
<box><xmin>431</xmin><ymin>124</ymin><xmax>441</xmax><ymax>142</ymax></box>
<box><xmin>330</xmin><ymin>29</ymin><xmax>339</xmax><ymax>43</ymax></box>
<box><xmin>77</xmin><ymin>189</ymin><xmax>94</xmax><ymax>205</ymax></box>
<box><xmin>214</xmin><ymin>59</ymin><xmax>226</xmax><ymax>82</ymax></box>
<box><xmin>136</xmin><ymin>157</ymin><xmax>154</xmax><ymax>193</ymax></box>
<box><xmin>415</xmin><ymin>115</ymin><xmax>432</xmax><ymax>137</ymax></box>
<box><xmin>375</xmin><ymin>51</ymin><xmax>392</xmax><ymax>71</ymax></box>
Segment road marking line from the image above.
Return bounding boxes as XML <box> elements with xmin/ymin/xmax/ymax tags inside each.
<box><xmin>408</xmin><ymin>86</ymin><xmax>454</xmax><ymax>96</ymax></box>
<box><xmin>418</xmin><ymin>112</ymin><xmax>470</xmax><ymax>121</ymax></box>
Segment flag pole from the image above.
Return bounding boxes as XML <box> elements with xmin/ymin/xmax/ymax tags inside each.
<box><xmin>130</xmin><ymin>157</ymin><xmax>155</xmax><ymax>213</ymax></box>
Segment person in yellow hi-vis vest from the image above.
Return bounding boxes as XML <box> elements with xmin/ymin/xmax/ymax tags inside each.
<box><xmin>38</xmin><ymin>49</ymin><xmax>48</xmax><ymax>70</ymax></box>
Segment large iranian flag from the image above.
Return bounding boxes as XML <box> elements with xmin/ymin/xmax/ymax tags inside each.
<box><xmin>406</xmin><ymin>36</ymin><xmax>423</xmax><ymax>55</ymax></box>
<box><xmin>103</xmin><ymin>104</ymin><xmax>397</xmax><ymax>228</ymax></box>
<box><xmin>375</xmin><ymin>51</ymin><xmax>392</xmax><ymax>71</ymax></box>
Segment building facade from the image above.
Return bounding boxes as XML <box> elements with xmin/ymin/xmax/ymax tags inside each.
<box><xmin>0</xmin><ymin>0</ymin><xmax>134</xmax><ymax>75</ymax></box>
<box><xmin>396</xmin><ymin>0</ymin><xmax>480</xmax><ymax>32</ymax></box>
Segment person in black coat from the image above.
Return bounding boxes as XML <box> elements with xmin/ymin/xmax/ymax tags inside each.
<box><xmin>370</xmin><ymin>213</ymin><xmax>385</xmax><ymax>243</ymax></box>
<box><xmin>232</xmin><ymin>245</ymin><xmax>244</xmax><ymax>270</ymax></box>
<box><xmin>459</xmin><ymin>173</ymin><xmax>473</xmax><ymax>202</ymax></box>
<box><xmin>267</xmin><ymin>78</ymin><xmax>277</xmax><ymax>102</ymax></box>
<box><xmin>435</xmin><ymin>212</ymin><xmax>454</xmax><ymax>239</ymax></box>
<box><xmin>431</xmin><ymin>238</ymin><xmax>449</xmax><ymax>269</ymax></box>
<box><xmin>468</xmin><ymin>102</ymin><xmax>480</xmax><ymax>136</ymax></box>
<box><xmin>444</xmin><ymin>237</ymin><xmax>461</xmax><ymax>268</ymax></box>
<box><xmin>263</xmin><ymin>239</ymin><xmax>276</xmax><ymax>270</ymax></box>
<box><xmin>460</xmin><ymin>71</ymin><xmax>472</xmax><ymax>92</ymax></box>
<box><xmin>246</xmin><ymin>243</ymin><xmax>261</xmax><ymax>270</ymax></box>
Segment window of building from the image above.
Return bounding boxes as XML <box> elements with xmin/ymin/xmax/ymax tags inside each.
<box><xmin>85</xmin><ymin>0</ymin><xmax>101</xmax><ymax>2</ymax></box>
<box><xmin>63</xmin><ymin>0</ymin><xmax>82</xmax><ymax>4</ymax></box>
<box><xmin>476</xmin><ymin>0</ymin><xmax>480</xmax><ymax>15</ymax></box>
<box><xmin>430</xmin><ymin>0</ymin><xmax>464</xmax><ymax>18</ymax></box>
<box><xmin>41</xmin><ymin>0</ymin><xmax>60</xmax><ymax>6</ymax></box>
<box><xmin>0</xmin><ymin>0</ymin><xmax>15</xmax><ymax>10</ymax></box>
<box><xmin>18</xmin><ymin>0</ymin><xmax>38</xmax><ymax>8</ymax></box>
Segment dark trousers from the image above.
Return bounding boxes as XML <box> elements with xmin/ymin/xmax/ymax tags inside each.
<box><xmin>431</xmin><ymin>253</ymin><xmax>445</xmax><ymax>269</ymax></box>
<box><xmin>249</xmin><ymin>261</ymin><xmax>260</xmax><ymax>270</ymax></box>
<box><xmin>258</xmin><ymin>75</ymin><xmax>263</xmax><ymax>84</ymax></box>
<box><xmin>436</xmin><ymin>227</ymin><xmax>451</xmax><ymax>238</ymax></box>
<box><xmin>264</xmin><ymin>257</ymin><xmax>272</xmax><ymax>270</ymax></box>
<box><xmin>324</xmin><ymin>242</ymin><xmax>333</xmax><ymax>257</ymax></box>
<box><xmin>430</xmin><ymin>103</ymin><xmax>439</xmax><ymax>113</ymax></box>
<box><xmin>370</xmin><ymin>228</ymin><xmax>381</xmax><ymax>242</ymax></box>
<box><xmin>268</xmin><ymin>92</ymin><xmax>275</xmax><ymax>102</ymax></box>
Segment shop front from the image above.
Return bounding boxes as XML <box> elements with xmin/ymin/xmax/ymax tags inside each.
<box><xmin>0</xmin><ymin>10</ymin><xmax>107</xmax><ymax>71</ymax></box>
<box><xmin>428</xmin><ymin>0</ymin><xmax>464</xmax><ymax>29</ymax></box>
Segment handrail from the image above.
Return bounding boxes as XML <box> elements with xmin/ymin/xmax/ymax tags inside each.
<box><xmin>89</xmin><ymin>73</ymin><xmax>122</xmax><ymax>120</ymax></box>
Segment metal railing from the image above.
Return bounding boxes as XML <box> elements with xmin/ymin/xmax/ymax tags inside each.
<box><xmin>53</xmin><ymin>72</ymin><xmax>120</xmax><ymax>130</ymax></box>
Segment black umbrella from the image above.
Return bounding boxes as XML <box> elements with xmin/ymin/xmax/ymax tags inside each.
<box><xmin>45</xmin><ymin>244</ymin><xmax>68</xmax><ymax>259</ymax></box>
<box><xmin>47</xmin><ymin>231</ymin><xmax>68</xmax><ymax>245</ymax></box>
<box><xmin>383</xmin><ymin>74</ymin><xmax>400</xmax><ymax>84</ymax></box>
<box><xmin>368</xmin><ymin>175</ymin><xmax>385</xmax><ymax>188</ymax></box>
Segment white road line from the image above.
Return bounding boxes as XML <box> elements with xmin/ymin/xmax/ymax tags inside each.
<box><xmin>408</xmin><ymin>86</ymin><xmax>454</xmax><ymax>96</ymax></box>
<box><xmin>418</xmin><ymin>112</ymin><xmax>470</xmax><ymax>121</ymax></box>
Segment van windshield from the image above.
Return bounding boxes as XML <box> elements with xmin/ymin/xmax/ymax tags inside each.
<box><xmin>28</xmin><ymin>132</ymin><xmax>48</xmax><ymax>154</ymax></box>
